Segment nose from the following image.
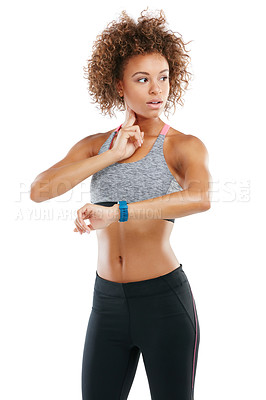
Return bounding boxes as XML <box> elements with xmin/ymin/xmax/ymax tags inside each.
<box><xmin>149</xmin><ymin>80</ymin><xmax>162</xmax><ymax>95</ymax></box>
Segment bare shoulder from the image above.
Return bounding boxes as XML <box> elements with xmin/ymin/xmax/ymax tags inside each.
<box><xmin>82</xmin><ymin>127</ymin><xmax>117</xmax><ymax>157</ymax></box>
<box><xmin>168</xmin><ymin>127</ymin><xmax>208</xmax><ymax>154</ymax></box>
<box><xmin>43</xmin><ymin>128</ymin><xmax>117</xmax><ymax>171</ymax></box>
<box><xmin>166</xmin><ymin>126</ymin><xmax>209</xmax><ymax>173</ymax></box>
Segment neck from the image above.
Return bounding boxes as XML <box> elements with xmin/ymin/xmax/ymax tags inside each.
<box><xmin>135</xmin><ymin>115</ymin><xmax>165</xmax><ymax>136</ymax></box>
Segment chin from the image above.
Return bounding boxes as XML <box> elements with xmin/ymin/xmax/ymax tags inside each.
<box><xmin>135</xmin><ymin>109</ymin><xmax>163</xmax><ymax>119</ymax></box>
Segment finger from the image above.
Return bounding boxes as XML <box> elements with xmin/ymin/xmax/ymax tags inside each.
<box><xmin>75</xmin><ymin>218</ymin><xmax>90</xmax><ymax>233</ymax></box>
<box><xmin>122</xmin><ymin>121</ymin><xmax>144</xmax><ymax>144</ymax></box>
<box><xmin>123</xmin><ymin>103</ymin><xmax>137</xmax><ymax>128</ymax></box>
<box><xmin>79</xmin><ymin>223</ymin><xmax>90</xmax><ymax>234</ymax></box>
<box><xmin>123</xmin><ymin>128</ymin><xmax>144</xmax><ymax>146</ymax></box>
<box><xmin>75</xmin><ymin>217</ymin><xmax>83</xmax><ymax>230</ymax></box>
<box><xmin>77</xmin><ymin>208</ymin><xmax>90</xmax><ymax>231</ymax></box>
<box><xmin>75</xmin><ymin>223</ymin><xmax>90</xmax><ymax>235</ymax></box>
<box><xmin>74</xmin><ymin>220</ymin><xmax>83</xmax><ymax>234</ymax></box>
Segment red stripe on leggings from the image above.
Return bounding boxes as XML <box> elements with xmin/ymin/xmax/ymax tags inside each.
<box><xmin>191</xmin><ymin>291</ymin><xmax>198</xmax><ymax>391</ymax></box>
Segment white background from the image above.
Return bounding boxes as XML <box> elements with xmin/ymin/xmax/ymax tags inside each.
<box><xmin>2</xmin><ymin>0</ymin><xmax>265</xmax><ymax>399</ymax></box>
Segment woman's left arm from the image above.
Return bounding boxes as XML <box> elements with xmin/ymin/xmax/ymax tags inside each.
<box><xmin>111</xmin><ymin>134</ymin><xmax>212</xmax><ymax>222</ymax></box>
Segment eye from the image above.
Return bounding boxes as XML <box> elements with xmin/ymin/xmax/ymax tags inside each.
<box><xmin>138</xmin><ymin>78</ymin><xmax>148</xmax><ymax>83</ymax></box>
<box><xmin>137</xmin><ymin>76</ymin><xmax>169</xmax><ymax>83</ymax></box>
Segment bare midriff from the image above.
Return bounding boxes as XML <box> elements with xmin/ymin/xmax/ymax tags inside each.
<box><xmin>94</xmin><ymin>126</ymin><xmax>184</xmax><ymax>283</ymax></box>
<box><xmin>96</xmin><ymin>217</ymin><xmax>181</xmax><ymax>283</ymax></box>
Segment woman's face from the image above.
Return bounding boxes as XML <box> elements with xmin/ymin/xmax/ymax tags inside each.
<box><xmin>117</xmin><ymin>52</ymin><xmax>170</xmax><ymax>119</ymax></box>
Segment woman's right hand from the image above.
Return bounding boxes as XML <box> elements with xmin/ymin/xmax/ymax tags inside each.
<box><xmin>110</xmin><ymin>102</ymin><xmax>144</xmax><ymax>161</ymax></box>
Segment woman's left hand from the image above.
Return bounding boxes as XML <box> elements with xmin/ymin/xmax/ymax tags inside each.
<box><xmin>73</xmin><ymin>203</ymin><xmax>119</xmax><ymax>234</ymax></box>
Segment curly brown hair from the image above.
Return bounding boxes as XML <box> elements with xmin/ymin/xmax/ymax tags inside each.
<box><xmin>83</xmin><ymin>8</ymin><xmax>193</xmax><ymax>118</ymax></box>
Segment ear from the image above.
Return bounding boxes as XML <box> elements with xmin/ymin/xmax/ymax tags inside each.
<box><xmin>116</xmin><ymin>80</ymin><xmax>123</xmax><ymax>95</ymax></box>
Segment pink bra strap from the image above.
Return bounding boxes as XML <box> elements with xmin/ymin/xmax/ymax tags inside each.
<box><xmin>109</xmin><ymin>124</ymin><xmax>122</xmax><ymax>150</ymax></box>
<box><xmin>160</xmin><ymin>124</ymin><xmax>171</xmax><ymax>136</ymax></box>
<box><xmin>115</xmin><ymin>124</ymin><xmax>123</xmax><ymax>133</ymax></box>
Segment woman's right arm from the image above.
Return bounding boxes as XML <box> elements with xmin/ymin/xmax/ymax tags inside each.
<box><xmin>30</xmin><ymin>134</ymin><xmax>118</xmax><ymax>203</ymax></box>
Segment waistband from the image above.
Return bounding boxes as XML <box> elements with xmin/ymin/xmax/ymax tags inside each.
<box><xmin>94</xmin><ymin>264</ymin><xmax>187</xmax><ymax>298</ymax></box>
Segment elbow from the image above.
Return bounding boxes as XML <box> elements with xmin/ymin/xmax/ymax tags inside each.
<box><xmin>200</xmin><ymin>200</ymin><xmax>211</xmax><ymax>211</ymax></box>
<box><xmin>193</xmin><ymin>190</ymin><xmax>211</xmax><ymax>212</ymax></box>
<box><xmin>30</xmin><ymin>184</ymin><xmax>37</xmax><ymax>202</ymax></box>
<box><xmin>30</xmin><ymin>185</ymin><xmax>44</xmax><ymax>203</ymax></box>
<box><xmin>30</xmin><ymin>195</ymin><xmax>42</xmax><ymax>203</ymax></box>
<box><xmin>30</xmin><ymin>174</ymin><xmax>53</xmax><ymax>202</ymax></box>
<box><xmin>199</xmin><ymin>192</ymin><xmax>211</xmax><ymax>211</ymax></box>
<box><xmin>187</xmin><ymin>189</ymin><xmax>211</xmax><ymax>212</ymax></box>
<box><xmin>30</xmin><ymin>190</ymin><xmax>41</xmax><ymax>203</ymax></box>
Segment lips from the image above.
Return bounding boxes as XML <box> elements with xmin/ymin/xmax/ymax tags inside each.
<box><xmin>146</xmin><ymin>102</ymin><xmax>163</xmax><ymax>110</ymax></box>
<box><xmin>146</xmin><ymin>98</ymin><xmax>163</xmax><ymax>104</ymax></box>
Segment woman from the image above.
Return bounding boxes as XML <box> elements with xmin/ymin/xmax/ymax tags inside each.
<box><xmin>31</xmin><ymin>8</ymin><xmax>211</xmax><ymax>400</ymax></box>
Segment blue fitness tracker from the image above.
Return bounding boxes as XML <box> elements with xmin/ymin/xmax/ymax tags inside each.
<box><xmin>118</xmin><ymin>201</ymin><xmax>128</xmax><ymax>222</ymax></box>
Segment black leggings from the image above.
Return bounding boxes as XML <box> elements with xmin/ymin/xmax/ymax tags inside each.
<box><xmin>81</xmin><ymin>264</ymin><xmax>200</xmax><ymax>400</ymax></box>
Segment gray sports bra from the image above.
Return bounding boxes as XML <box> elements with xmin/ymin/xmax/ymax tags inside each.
<box><xmin>90</xmin><ymin>123</ymin><xmax>183</xmax><ymax>223</ymax></box>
